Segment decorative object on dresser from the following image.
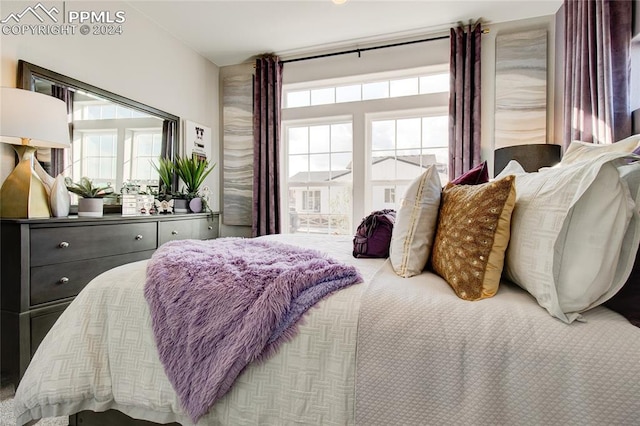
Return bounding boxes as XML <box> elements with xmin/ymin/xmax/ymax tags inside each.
<box><xmin>0</xmin><ymin>87</ymin><xmax>71</xmax><ymax>218</ymax></box>
<box><xmin>174</xmin><ymin>154</ymin><xmax>216</xmax><ymax>213</ymax></box>
<box><xmin>64</xmin><ymin>177</ymin><xmax>114</xmax><ymax>218</ymax></box>
<box><xmin>0</xmin><ymin>212</ymin><xmax>219</xmax><ymax>386</ymax></box>
<box><xmin>493</xmin><ymin>143</ymin><xmax>562</xmax><ymax>176</ymax></box>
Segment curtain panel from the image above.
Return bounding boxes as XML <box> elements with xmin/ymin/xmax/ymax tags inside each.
<box><xmin>563</xmin><ymin>0</ymin><xmax>632</xmax><ymax>146</ymax></box>
<box><xmin>252</xmin><ymin>55</ymin><xmax>283</xmax><ymax>237</ymax></box>
<box><xmin>449</xmin><ymin>23</ymin><xmax>482</xmax><ymax>180</ymax></box>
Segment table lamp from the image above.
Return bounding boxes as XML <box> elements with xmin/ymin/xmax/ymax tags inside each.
<box><xmin>0</xmin><ymin>87</ymin><xmax>71</xmax><ymax>218</ymax></box>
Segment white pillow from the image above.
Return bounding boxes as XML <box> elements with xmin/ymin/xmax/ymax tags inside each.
<box><xmin>561</xmin><ymin>134</ymin><xmax>640</xmax><ymax>166</ymax></box>
<box><xmin>496</xmin><ymin>153</ymin><xmax>639</xmax><ymax>323</ymax></box>
<box><xmin>389</xmin><ymin>165</ymin><xmax>441</xmax><ymax>278</ymax></box>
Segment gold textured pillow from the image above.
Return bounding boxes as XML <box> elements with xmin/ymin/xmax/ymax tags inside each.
<box><xmin>431</xmin><ymin>175</ymin><xmax>516</xmax><ymax>301</ymax></box>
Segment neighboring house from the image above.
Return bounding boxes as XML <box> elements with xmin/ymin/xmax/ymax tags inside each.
<box><xmin>288</xmin><ymin>154</ymin><xmax>444</xmax><ymax>234</ymax></box>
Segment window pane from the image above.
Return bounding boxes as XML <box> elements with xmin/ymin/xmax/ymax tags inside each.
<box><xmin>330</xmin><ymin>153</ymin><xmax>351</xmax><ymax>179</ymax></box>
<box><xmin>372</xmin><ymin>184</ymin><xmax>399</xmax><ymax>210</ymax></box>
<box><xmin>311</xmin><ymin>88</ymin><xmax>335</xmax><ymax>106</ymax></box>
<box><xmin>363</xmin><ymin>81</ymin><xmax>389</xmax><ymax>100</ymax></box>
<box><xmin>87</xmin><ymin>158</ymin><xmax>100</xmax><ymax>176</ymax></box>
<box><xmin>336</xmin><ymin>85</ymin><xmax>361</xmax><ymax>103</ymax></box>
<box><xmin>287</xmin><ymin>90</ymin><xmax>310</xmax><ymax>108</ymax></box>
<box><xmin>289</xmin><ymin>155</ymin><xmax>309</xmax><ymax>180</ymax></box>
<box><xmin>328</xmin><ymin>186</ymin><xmax>352</xmax><ymax>233</ymax></box>
<box><xmin>116</xmin><ymin>106</ymin><xmax>132</xmax><ymax>118</ymax></box>
<box><xmin>331</xmin><ymin>123</ymin><xmax>352</xmax><ymax>152</ymax></box>
<box><xmin>100</xmin><ymin>158</ymin><xmax>115</xmax><ymax>179</ymax></box>
<box><xmin>396</xmin><ymin>118</ymin><xmax>421</xmax><ymax>149</ymax></box>
<box><xmin>309</xmin><ymin>154</ymin><xmax>330</xmax><ymax>172</ymax></box>
<box><xmin>86</xmin><ymin>136</ymin><xmax>100</xmax><ymax>155</ymax></box>
<box><xmin>309</xmin><ymin>125</ymin><xmax>330</xmax><ymax>153</ymax></box>
<box><xmin>420</xmin><ymin>73</ymin><xmax>450</xmax><ymax>94</ymax></box>
<box><xmin>288</xmin><ymin>127</ymin><xmax>309</xmax><ymax>154</ymax></box>
<box><xmin>390</xmin><ymin>77</ymin><xmax>419</xmax><ymax>97</ymax></box>
<box><xmin>86</xmin><ymin>106</ymin><xmax>101</xmax><ymax>120</ymax></box>
<box><xmin>371</xmin><ymin>120</ymin><xmax>395</xmax><ymax>151</ymax></box>
<box><xmin>371</xmin><ymin>156</ymin><xmax>399</xmax><ymax>181</ymax></box>
<box><xmin>101</xmin><ymin>105</ymin><xmax>116</xmax><ymax>119</ymax></box>
<box><xmin>422</xmin><ymin>115</ymin><xmax>448</xmax><ymax>148</ymax></box>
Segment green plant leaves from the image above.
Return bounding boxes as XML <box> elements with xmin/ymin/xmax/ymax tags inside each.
<box><xmin>174</xmin><ymin>155</ymin><xmax>216</xmax><ymax>196</ymax></box>
<box><xmin>65</xmin><ymin>177</ymin><xmax>113</xmax><ymax>198</ymax></box>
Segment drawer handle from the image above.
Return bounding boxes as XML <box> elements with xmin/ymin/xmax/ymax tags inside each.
<box><xmin>58</xmin><ymin>241</ymin><xmax>70</xmax><ymax>248</ymax></box>
<box><xmin>171</xmin><ymin>230</ymin><xmax>178</xmax><ymax>235</ymax></box>
<box><xmin>58</xmin><ymin>277</ymin><xmax>69</xmax><ymax>284</ymax></box>
<box><xmin>208</xmin><ymin>226</ymin><xmax>213</xmax><ymax>230</ymax></box>
<box><xmin>135</xmin><ymin>235</ymin><xmax>143</xmax><ymax>240</ymax></box>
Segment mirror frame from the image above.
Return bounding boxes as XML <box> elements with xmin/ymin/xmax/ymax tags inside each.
<box><xmin>17</xmin><ymin>59</ymin><xmax>180</xmax><ymax>196</ymax></box>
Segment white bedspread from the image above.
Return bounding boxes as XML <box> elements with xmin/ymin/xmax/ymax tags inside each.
<box><xmin>15</xmin><ymin>235</ymin><xmax>383</xmax><ymax>426</ymax></box>
<box><xmin>356</xmin><ymin>261</ymin><xmax>640</xmax><ymax>425</ymax></box>
<box><xmin>14</xmin><ymin>234</ymin><xmax>640</xmax><ymax>425</ymax></box>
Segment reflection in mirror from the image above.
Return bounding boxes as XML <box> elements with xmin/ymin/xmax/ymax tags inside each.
<box><xmin>18</xmin><ymin>60</ymin><xmax>179</xmax><ymax>203</ymax></box>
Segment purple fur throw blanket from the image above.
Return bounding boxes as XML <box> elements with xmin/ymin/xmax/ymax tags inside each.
<box><xmin>144</xmin><ymin>237</ymin><xmax>362</xmax><ymax>422</ymax></box>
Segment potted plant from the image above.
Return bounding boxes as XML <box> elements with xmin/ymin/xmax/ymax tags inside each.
<box><xmin>65</xmin><ymin>177</ymin><xmax>114</xmax><ymax>217</ymax></box>
<box><xmin>174</xmin><ymin>155</ymin><xmax>216</xmax><ymax>213</ymax></box>
<box><xmin>150</xmin><ymin>157</ymin><xmax>175</xmax><ymax>201</ymax></box>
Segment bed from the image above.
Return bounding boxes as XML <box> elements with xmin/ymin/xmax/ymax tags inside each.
<box><xmin>13</xmin><ymin>141</ymin><xmax>640</xmax><ymax>425</ymax></box>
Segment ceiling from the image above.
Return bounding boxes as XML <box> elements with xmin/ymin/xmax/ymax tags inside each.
<box><xmin>127</xmin><ymin>0</ymin><xmax>562</xmax><ymax>67</ymax></box>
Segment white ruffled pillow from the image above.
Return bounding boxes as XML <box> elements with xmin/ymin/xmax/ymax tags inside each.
<box><xmin>561</xmin><ymin>134</ymin><xmax>640</xmax><ymax>165</ymax></box>
<box><xmin>389</xmin><ymin>166</ymin><xmax>441</xmax><ymax>278</ymax></box>
<box><xmin>497</xmin><ymin>152</ymin><xmax>639</xmax><ymax>323</ymax></box>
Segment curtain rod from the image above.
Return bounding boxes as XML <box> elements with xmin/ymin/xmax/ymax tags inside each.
<box><xmin>281</xmin><ymin>33</ymin><xmax>451</xmax><ymax>64</ymax></box>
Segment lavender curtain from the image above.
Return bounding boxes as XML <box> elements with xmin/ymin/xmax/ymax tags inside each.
<box><xmin>50</xmin><ymin>85</ymin><xmax>73</xmax><ymax>176</ymax></box>
<box><xmin>449</xmin><ymin>23</ymin><xmax>482</xmax><ymax>180</ymax></box>
<box><xmin>563</xmin><ymin>0</ymin><xmax>632</xmax><ymax>146</ymax></box>
<box><xmin>252</xmin><ymin>55</ymin><xmax>283</xmax><ymax>237</ymax></box>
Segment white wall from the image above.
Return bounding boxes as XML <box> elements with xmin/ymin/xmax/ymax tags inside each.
<box><xmin>0</xmin><ymin>1</ymin><xmax>220</xmax><ymax>210</ymax></box>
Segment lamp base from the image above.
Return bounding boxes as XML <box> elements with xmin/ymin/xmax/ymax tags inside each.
<box><xmin>0</xmin><ymin>145</ymin><xmax>51</xmax><ymax>218</ymax></box>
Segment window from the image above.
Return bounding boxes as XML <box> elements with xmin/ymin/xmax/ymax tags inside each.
<box><xmin>73</xmin><ymin>132</ymin><xmax>117</xmax><ymax>186</ymax></box>
<box><xmin>284</xmin><ymin>70</ymin><xmax>449</xmax><ymax>108</ymax></box>
<box><xmin>384</xmin><ymin>188</ymin><xmax>395</xmax><ymax>204</ymax></box>
<box><xmin>302</xmin><ymin>190</ymin><xmax>321</xmax><ymax>212</ymax></box>
<box><xmin>66</xmin><ymin>96</ymin><xmax>164</xmax><ymax>192</ymax></box>
<box><xmin>370</xmin><ymin>114</ymin><xmax>449</xmax><ymax>211</ymax></box>
<box><xmin>282</xmin><ymin>65</ymin><xmax>449</xmax><ymax>235</ymax></box>
<box><xmin>285</xmin><ymin>121</ymin><xmax>352</xmax><ymax>234</ymax></box>
<box><xmin>124</xmin><ymin>131</ymin><xmax>163</xmax><ymax>183</ymax></box>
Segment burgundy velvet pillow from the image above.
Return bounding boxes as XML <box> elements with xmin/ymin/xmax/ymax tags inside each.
<box><xmin>450</xmin><ymin>161</ymin><xmax>489</xmax><ymax>185</ymax></box>
<box><xmin>605</xmin><ymin>246</ymin><xmax>640</xmax><ymax>327</ymax></box>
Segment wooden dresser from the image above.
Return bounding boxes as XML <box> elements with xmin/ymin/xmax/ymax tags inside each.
<box><xmin>0</xmin><ymin>212</ymin><xmax>219</xmax><ymax>385</ymax></box>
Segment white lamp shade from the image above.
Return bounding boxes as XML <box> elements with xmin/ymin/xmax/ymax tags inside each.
<box><xmin>0</xmin><ymin>87</ymin><xmax>71</xmax><ymax>148</ymax></box>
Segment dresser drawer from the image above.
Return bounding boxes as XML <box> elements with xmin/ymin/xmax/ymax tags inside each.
<box><xmin>158</xmin><ymin>219</ymin><xmax>198</xmax><ymax>245</ymax></box>
<box><xmin>30</xmin><ymin>222</ymin><xmax>157</xmax><ymax>266</ymax></box>
<box><xmin>197</xmin><ymin>216</ymin><xmax>219</xmax><ymax>240</ymax></box>
<box><xmin>30</xmin><ymin>250</ymin><xmax>155</xmax><ymax>305</ymax></box>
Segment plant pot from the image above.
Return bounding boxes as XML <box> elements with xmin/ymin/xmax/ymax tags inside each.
<box><xmin>189</xmin><ymin>197</ymin><xmax>203</xmax><ymax>213</ymax></box>
<box><xmin>173</xmin><ymin>198</ymin><xmax>189</xmax><ymax>214</ymax></box>
<box><xmin>78</xmin><ymin>198</ymin><xmax>104</xmax><ymax>217</ymax></box>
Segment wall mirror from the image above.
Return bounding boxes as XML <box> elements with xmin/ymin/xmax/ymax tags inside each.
<box><xmin>18</xmin><ymin>60</ymin><xmax>179</xmax><ymax>205</ymax></box>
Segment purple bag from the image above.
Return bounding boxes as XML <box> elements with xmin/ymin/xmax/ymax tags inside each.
<box><xmin>353</xmin><ymin>209</ymin><xmax>396</xmax><ymax>258</ymax></box>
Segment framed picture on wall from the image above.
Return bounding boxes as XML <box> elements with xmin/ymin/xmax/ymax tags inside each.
<box><xmin>183</xmin><ymin>120</ymin><xmax>211</xmax><ymax>160</ymax></box>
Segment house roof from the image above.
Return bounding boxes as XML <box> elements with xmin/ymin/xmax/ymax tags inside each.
<box><xmin>289</xmin><ymin>154</ymin><xmax>440</xmax><ymax>182</ymax></box>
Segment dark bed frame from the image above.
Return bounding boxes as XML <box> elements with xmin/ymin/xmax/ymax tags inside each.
<box><xmin>69</xmin><ymin>411</ymin><xmax>179</xmax><ymax>426</ymax></box>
